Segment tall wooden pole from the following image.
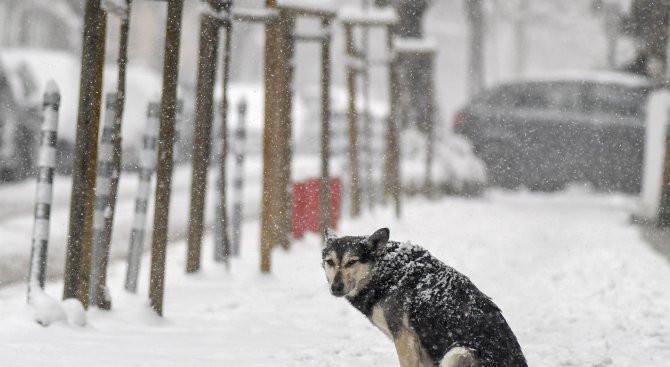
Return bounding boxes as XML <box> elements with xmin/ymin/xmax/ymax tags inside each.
<box><xmin>149</xmin><ymin>0</ymin><xmax>183</xmax><ymax>316</ymax></box>
<box><xmin>345</xmin><ymin>24</ymin><xmax>361</xmax><ymax>217</ymax></box>
<box><xmin>319</xmin><ymin>18</ymin><xmax>332</xmax><ymax>238</ymax></box>
<box><xmin>95</xmin><ymin>0</ymin><xmax>133</xmax><ymax>310</ymax></box>
<box><xmin>186</xmin><ymin>12</ymin><xmax>221</xmax><ymax>273</ymax></box>
<box><xmin>63</xmin><ymin>1</ymin><xmax>106</xmax><ymax>306</ymax></box>
<box><xmin>466</xmin><ymin>0</ymin><xmax>485</xmax><ymax>97</ymax></box>
<box><xmin>214</xmin><ymin>10</ymin><xmax>233</xmax><ymax>263</ymax></box>
<box><xmin>384</xmin><ymin>25</ymin><xmax>401</xmax><ymax>217</ymax></box>
<box><xmin>260</xmin><ymin>3</ymin><xmax>294</xmax><ymax>273</ymax></box>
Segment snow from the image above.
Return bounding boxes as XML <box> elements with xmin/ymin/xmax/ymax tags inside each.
<box><xmin>393</xmin><ymin>37</ymin><xmax>438</xmax><ymax>54</ymax></box>
<box><xmin>28</xmin><ymin>288</ymin><xmax>66</xmax><ymax>327</ymax></box>
<box><xmin>1</xmin><ymin>189</ymin><xmax>670</xmax><ymax>365</ymax></box>
<box><xmin>277</xmin><ymin>0</ymin><xmax>338</xmax><ymax>14</ymax></box>
<box><xmin>338</xmin><ymin>6</ymin><xmax>398</xmax><ymax>26</ymax></box>
<box><xmin>514</xmin><ymin>70</ymin><xmax>651</xmax><ymax>88</ymax></box>
<box><xmin>637</xmin><ymin>89</ymin><xmax>670</xmax><ymax>221</ymax></box>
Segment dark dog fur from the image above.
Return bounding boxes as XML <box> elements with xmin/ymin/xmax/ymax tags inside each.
<box><xmin>322</xmin><ymin>228</ymin><xmax>527</xmax><ymax>367</ymax></box>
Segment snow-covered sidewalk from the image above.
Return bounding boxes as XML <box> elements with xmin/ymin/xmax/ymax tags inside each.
<box><xmin>1</xmin><ymin>190</ymin><xmax>670</xmax><ymax>366</ymax></box>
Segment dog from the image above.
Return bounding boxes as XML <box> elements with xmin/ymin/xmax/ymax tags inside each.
<box><xmin>321</xmin><ymin>228</ymin><xmax>527</xmax><ymax>367</ymax></box>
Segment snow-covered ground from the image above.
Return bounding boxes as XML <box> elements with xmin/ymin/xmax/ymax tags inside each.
<box><xmin>1</xmin><ymin>188</ymin><xmax>669</xmax><ymax>366</ymax></box>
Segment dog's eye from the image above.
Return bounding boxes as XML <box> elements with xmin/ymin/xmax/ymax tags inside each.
<box><xmin>325</xmin><ymin>259</ymin><xmax>335</xmax><ymax>266</ymax></box>
<box><xmin>344</xmin><ymin>259</ymin><xmax>358</xmax><ymax>267</ymax></box>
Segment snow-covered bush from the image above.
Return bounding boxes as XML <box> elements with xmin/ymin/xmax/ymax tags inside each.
<box><xmin>401</xmin><ymin>127</ymin><xmax>486</xmax><ymax>196</ymax></box>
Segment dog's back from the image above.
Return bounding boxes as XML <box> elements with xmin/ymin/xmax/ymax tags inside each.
<box><xmin>349</xmin><ymin>241</ymin><xmax>527</xmax><ymax>367</ymax></box>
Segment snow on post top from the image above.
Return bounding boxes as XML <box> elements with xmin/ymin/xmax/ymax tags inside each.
<box><xmin>277</xmin><ymin>0</ymin><xmax>338</xmax><ymax>15</ymax></box>
<box><xmin>394</xmin><ymin>37</ymin><xmax>438</xmax><ymax>54</ymax></box>
<box><xmin>338</xmin><ymin>6</ymin><xmax>398</xmax><ymax>26</ymax></box>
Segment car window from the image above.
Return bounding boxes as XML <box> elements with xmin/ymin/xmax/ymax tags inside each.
<box><xmin>481</xmin><ymin>82</ymin><xmax>583</xmax><ymax>112</ymax></box>
<box><xmin>586</xmin><ymin>84</ymin><xmax>648</xmax><ymax>117</ymax></box>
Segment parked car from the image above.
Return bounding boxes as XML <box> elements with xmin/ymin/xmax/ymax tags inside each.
<box><xmin>454</xmin><ymin>71</ymin><xmax>651</xmax><ymax>193</ymax></box>
<box><xmin>0</xmin><ymin>48</ymin><xmax>193</xmax><ymax>179</ymax></box>
<box><xmin>0</xmin><ymin>58</ymin><xmax>38</xmax><ymax>182</ymax></box>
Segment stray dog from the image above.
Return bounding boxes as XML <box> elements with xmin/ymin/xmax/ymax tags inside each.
<box><xmin>321</xmin><ymin>228</ymin><xmax>527</xmax><ymax>367</ymax></box>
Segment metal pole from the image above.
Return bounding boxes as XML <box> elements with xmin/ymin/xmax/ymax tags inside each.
<box><xmin>345</xmin><ymin>24</ymin><xmax>361</xmax><ymax>217</ymax></box>
<box><xmin>63</xmin><ymin>2</ymin><xmax>106</xmax><ymax>307</ymax></box>
<box><xmin>214</xmin><ymin>11</ymin><xmax>233</xmax><ymax>263</ymax></box>
<box><xmin>125</xmin><ymin>102</ymin><xmax>160</xmax><ymax>293</ymax></box>
<box><xmin>260</xmin><ymin>5</ymin><xmax>294</xmax><ymax>272</ymax></box>
<box><xmin>27</xmin><ymin>82</ymin><xmax>60</xmax><ymax>303</ymax></box>
<box><xmin>319</xmin><ymin>18</ymin><xmax>332</xmax><ymax>239</ymax></box>
<box><xmin>149</xmin><ymin>0</ymin><xmax>184</xmax><ymax>316</ymax></box>
<box><xmin>231</xmin><ymin>99</ymin><xmax>247</xmax><ymax>255</ymax></box>
<box><xmin>186</xmin><ymin>12</ymin><xmax>222</xmax><ymax>273</ymax></box>
<box><xmin>89</xmin><ymin>93</ymin><xmax>117</xmax><ymax>308</ymax></box>
<box><xmin>97</xmin><ymin>0</ymin><xmax>132</xmax><ymax>310</ymax></box>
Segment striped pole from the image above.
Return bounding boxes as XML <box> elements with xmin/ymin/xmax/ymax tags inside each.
<box><xmin>88</xmin><ymin>93</ymin><xmax>118</xmax><ymax>307</ymax></box>
<box><xmin>231</xmin><ymin>98</ymin><xmax>248</xmax><ymax>256</ymax></box>
<box><xmin>124</xmin><ymin>102</ymin><xmax>160</xmax><ymax>293</ymax></box>
<box><xmin>27</xmin><ymin>81</ymin><xmax>60</xmax><ymax>303</ymax></box>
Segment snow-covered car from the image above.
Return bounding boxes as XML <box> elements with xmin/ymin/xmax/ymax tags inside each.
<box><xmin>0</xmin><ymin>60</ymin><xmax>34</xmax><ymax>181</ymax></box>
<box><xmin>401</xmin><ymin>128</ymin><xmax>486</xmax><ymax>196</ymax></box>
<box><xmin>0</xmin><ymin>48</ymin><xmax>192</xmax><ymax>177</ymax></box>
<box><xmin>454</xmin><ymin>71</ymin><xmax>651</xmax><ymax>193</ymax></box>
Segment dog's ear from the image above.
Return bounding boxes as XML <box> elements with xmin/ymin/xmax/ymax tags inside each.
<box><xmin>324</xmin><ymin>228</ymin><xmax>338</xmax><ymax>242</ymax></box>
<box><xmin>367</xmin><ymin>228</ymin><xmax>389</xmax><ymax>255</ymax></box>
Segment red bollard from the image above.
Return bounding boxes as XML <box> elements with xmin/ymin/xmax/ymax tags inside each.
<box><xmin>292</xmin><ymin>177</ymin><xmax>342</xmax><ymax>239</ymax></box>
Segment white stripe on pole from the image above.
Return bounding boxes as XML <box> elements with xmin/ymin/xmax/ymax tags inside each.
<box><xmin>89</xmin><ymin>93</ymin><xmax>118</xmax><ymax>305</ymax></box>
<box><xmin>27</xmin><ymin>80</ymin><xmax>60</xmax><ymax>303</ymax></box>
<box><xmin>125</xmin><ymin>101</ymin><xmax>160</xmax><ymax>293</ymax></box>
<box><xmin>231</xmin><ymin>98</ymin><xmax>248</xmax><ymax>256</ymax></box>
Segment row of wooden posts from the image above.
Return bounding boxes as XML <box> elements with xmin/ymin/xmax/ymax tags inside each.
<box><xmin>30</xmin><ymin>0</ymin><xmax>407</xmax><ymax>317</ymax></box>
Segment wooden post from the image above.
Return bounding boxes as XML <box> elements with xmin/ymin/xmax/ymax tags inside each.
<box><xmin>63</xmin><ymin>1</ymin><xmax>106</xmax><ymax>306</ymax></box>
<box><xmin>95</xmin><ymin>0</ymin><xmax>132</xmax><ymax>310</ymax></box>
<box><xmin>658</xmin><ymin>127</ymin><xmax>670</xmax><ymax>226</ymax></box>
<box><xmin>186</xmin><ymin>11</ymin><xmax>221</xmax><ymax>273</ymax></box>
<box><xmin>384</xmin><ymin>25</ymin><xmax>401</xmax><ymax>217</ymax></box>
<box><xmin>260</xmin><ymin>3</ymin><xmax>294</xmax><ymax>273</ymax></box>
<box><xmin>149</xmin><ymin>0</ymin><xmax>183</xmax><ymax>316</ymax></box>
<box><xmin>466</xmin><ymin>0</ymin><xmax>485</xmax><ymax>97</ymax></box>
<box><xmin>214</xmin><ymin>9</ymin><xmax>233</xmax><ymax>263</ymax></box>
<box><xmin>360</xmin><ymin>16</ymin><xmax>374</xmax><ymax>211</ymax></box>
<box><xmin>319</xmin><ymin>18</ymin><xmax>332</xmax><ymax>238</ymax></box>
<box><xmin>344</xmin><ymin>24</ymin><xmax>361</xmax><ymax>217</ymax></box>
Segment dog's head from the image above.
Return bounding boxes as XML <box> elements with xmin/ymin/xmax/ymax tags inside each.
<box><xmin>321</xmin><ymin>227</ymin><xmax>389</xmax><ymax>298</ymax></box>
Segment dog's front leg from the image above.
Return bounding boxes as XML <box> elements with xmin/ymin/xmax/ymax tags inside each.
<box><xmin>393</xmin><ymin>328</ymin><xmax>424</xmax><ymax>367</ymax></box>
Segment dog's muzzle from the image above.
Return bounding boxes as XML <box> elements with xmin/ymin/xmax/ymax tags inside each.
<box><xmin>330</xmin><ymin>275</ymin><xmax>345</xmax><ymax>297</ymax></box>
